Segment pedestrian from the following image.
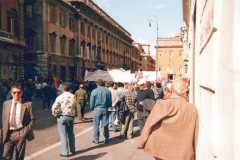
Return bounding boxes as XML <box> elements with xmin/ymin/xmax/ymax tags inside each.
<box><xmin>24</xmin><ymin>78</ymin><xmax>35</xmax><ymax>101</ymax></box>
<box><xmin>118</xmin><ymin>84</ymin><xmax>137</xmax><ymax>139</ymax></box>
<box><xmin>51</xmin><ymin>82</ymin><xmax>76</xmax><ymax>157</ymax></box>
<box><xmin>138</xmin><ymin>80</ymin><xmax>199</xmax><ymax>160</ymax></box>
<box><xmin>90</xmin><ymin>79</ymin><xmax>112</xmax><ymax>144</ymax></box>
<box><xmin>75</xmin><ymin>83</ymin><xmax>88</xmax><ymax>122</ymax></box>
<box><xmin>108</xmin><ymin>81</ymin><xmax>119</xmax><ymax>132</ymax></box>
<box><xmin>136</xmin><ymin>79</ymin><xmax>155</xmax><ymax>135</ymax></box>
<box><xmin>35</xmin><ymin>81</ymin><xmax>42</xmax><ymax>98</ymax></box>
<box><xmin>116</xmin><ymin>82</ymin><xmax>125</xmax><ymax>97</ymax></box>
<box><xmin>1</xmin><ymin>84</ymin><xmax>35</xmax><ymax>160</ymax></box>
<box><xmin>155</xmin><ymin>82</ymin><xmax>164</xmax><ymax>101</ymax></box>
<box><xmin>164</xmin><ymin>83</ymin><xmax>172</xmax><ymax>98</ymax></box>
<box><xmin>42</xmin><ymin>81</ymin><xmax>52</xmax><ymax>110</ymax></box>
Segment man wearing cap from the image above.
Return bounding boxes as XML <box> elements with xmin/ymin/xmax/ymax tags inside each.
<box><xmin>90</xmin><ymin>79</ymin><xmax>112</xmax><ymax>144</ymax></box>
<box><xmin>75</xmin><ymin>83</ymin><xmax>88</xmax><ymax>122</ymax></box>
<box><xmin>136</xmin><ymin>79</ymin><xmax>155</xmax><ymax>135</ymax></box>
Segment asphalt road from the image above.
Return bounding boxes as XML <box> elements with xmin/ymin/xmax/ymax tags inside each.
<box><xmin>0</xmin><ymin>97</ymin><xmax>94</xmax><ymax>157</ymax></box>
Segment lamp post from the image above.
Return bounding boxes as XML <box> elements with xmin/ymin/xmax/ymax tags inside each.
<box><xmin>148</xmin><ymin>15</ymin><xmax>158</xmax><ymax>82</ymax></box>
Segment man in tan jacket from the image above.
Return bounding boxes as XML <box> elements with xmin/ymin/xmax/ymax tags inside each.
<box><xmin>138</xmin><ymin>80</ymin><xmax>199</xmax><ymax>160</ymax></box>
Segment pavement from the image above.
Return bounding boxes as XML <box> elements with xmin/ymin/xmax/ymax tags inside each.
<box><xmin>24</xmin><ymin>118</ymin><xmax>152</xmax><ymax>160</ymax></box>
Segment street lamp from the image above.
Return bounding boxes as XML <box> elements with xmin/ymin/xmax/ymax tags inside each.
<box><xmin>147</xmin><ymin>15</ymin><xmax>158</xmax><ymax>82</ymax></box>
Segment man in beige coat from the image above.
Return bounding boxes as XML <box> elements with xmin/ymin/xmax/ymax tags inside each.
<box><xmin>138</xmin><ymin>80</ymin><xmax>199</xmax><ymax>160</ymax></box>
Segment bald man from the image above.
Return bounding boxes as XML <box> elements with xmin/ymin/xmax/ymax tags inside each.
<box><xmin>138</xmin><ymin>80</ymin><xmax>199</xmax><ymax>160</ymax></box>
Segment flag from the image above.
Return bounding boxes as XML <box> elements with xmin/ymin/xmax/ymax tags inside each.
<box><xmin>51</xmin><ymin>63</ymin><xmax>54</xmax><ymax>72</ymax></box>
<box><xmin>54</xmin><ymin>75</ymin><xmax>58</xmax><ymax>89</ymax></box>
<box><xmin>80</xmin><ymin>77</ymin><xmax>84</xmax><ymax>83</ymax></box>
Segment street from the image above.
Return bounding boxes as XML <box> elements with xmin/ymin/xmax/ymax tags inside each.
<box><xmin>0</xmin><ymin>97</ymin><xmax>94</xmax><ymax>157</ymax></box>
<box><xmin>0</xmin><ymin>98</ymin><xmax>152</xmax><ymax>160</ymax></box>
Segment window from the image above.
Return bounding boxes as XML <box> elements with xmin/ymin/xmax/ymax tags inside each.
<box><xmin>102</xmin><ymin>33</ymin><xmax>104</xmax><ymax>43</ymax></box>
<box><xmin>140</xmin><ymin>57</ymin><xmax>142</xmax><ymax>61</ymax></box>
<box><xmin>87</xmin><ymin>46</ymin><xmax>90</xmax><ymax>58</ymax></box>
<box><xmin>26</xmin><ymin>5</ymin><xmax>33</xmax><ymax>19</ymax></box>
<box><xmin>159</xmin><ymin>51</ymin><xmax>162</xmax><ymax>57</ymax></box>
<box><xmin>139</xmin><ymin>63</ymin><xmax>142</xmax><ymax>66</ymax></box>
<box><xmin>87</xmin><ymin>26</ymin><xmax>90</xmax><ymax>37</ymax></box>
<box><xmin>158</xmin><ymin>66</ymin><xmax>162</xmax><ymax>71</ymax></box>
<box><xmin>69</xmin><ymin>38</ymin><xmax>75</xmax><ymax>56</ymax></box>
<box><xmin>49</xmin><ymin>31</ymin><xmax>57</xmax><ymax>53</ymax></box>
<box><xmin>60</xmin><ymin>11</ymin><xmax>66</xmax><ymax>27</ymax></box>
<box><xmin>169</xmin><ymin>41</ymin><xmax>173</xmax><ymax>46</ymax></box>
<box><xmin>81</xmin><ymin>46</ymin><xmax>85</xmax><ymax>57</ymax></box>
<box><xmin>92</xmin><ymin>28</ymin><xmax>95</xmax><ymax>39</ymax></box>
<box><xmin>60</xmin><ymin>35</ymin><xmax>67</xmax><ymax>55</ymax></box>
<box><xmin>81</xmin><ymin>22</ymin><xmax>84</xmax><ymax>34</ymax></box>
<box><xmin>97</xmin><ymin>31</ymin><xmax>100</xmax><ymax>40</ymax></box>
<box><xmin>69</xmin><ymin>17</ymin><xmax>74</xmax><ymax>31</ymax></box>
<box><xmin>169</xmin><ymin>51</ymin><xmax>173</xmax><ymax>57</ymax></box>
<box><xmin>50</xmin><ymin>7</ymin><xmax>55</xmax><ymax>23</ymax></box>
<box><xmin>158</xmin><ymin>42</ymin><xmax>162</xmax><ymax>46</ymax></box>
<box><xmin>106</xmin><ymin>36</ymin><xmax>108</xmax><ymax>44</ymax></box>
<box><xmin>179</xmin><ymin>51</ymin><xmax>183</xmax><ymax>57</ymax></box>
<box><xmin>179</xmin><ymin>66</ymin><xmax>182</xmax><ymax>72</ymax></box>
<box><xmin>7</xmin><ymin>9</ymin><xmax>19</xmax><ymax>36</ymax></box>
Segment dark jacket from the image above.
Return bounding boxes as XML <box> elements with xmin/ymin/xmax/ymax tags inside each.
<box><xmin>142</xmin><ymin>99</ymin><xmax>155</xmax><ymax>118</ymax></box>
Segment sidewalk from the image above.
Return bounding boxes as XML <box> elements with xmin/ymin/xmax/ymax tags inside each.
<box><xmin>25</xmin><ymin>123</ymin><xmax>152</xmax><ymax>160</ymax></box>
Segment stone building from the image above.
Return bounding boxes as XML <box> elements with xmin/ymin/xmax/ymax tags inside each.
<box><xmin>182</xmin><ymin>0</ymin><xmax>240</xmax><ymax>159</ymax></box>
<box><xmin>24</xmin><ymin>0</ymin><xmax>137</xmax><ymax>81</ymax></box>
<box><xmin>0</xmin><ymin>0</ymin><xmax>26</xmax><ymax>80</ymax></box>
<box><xmin>156</xmin><ymin>33</ymin><xmax>184</xmax><ymax>80</ymax></box>
<box><xmin>133</xmin><ymin>42</ymin><xmax>155</xmax><ymax>71</ymax></box>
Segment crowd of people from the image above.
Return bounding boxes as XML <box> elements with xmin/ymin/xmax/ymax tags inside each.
<box><xmin>0</xmin><ymin>76</ymin><xmax>196</xmax><ymax>160</ymax></box>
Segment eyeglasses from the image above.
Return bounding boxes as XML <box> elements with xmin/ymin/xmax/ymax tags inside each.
<box><xmin>12</xmin><ymin>92</ymin><xmax>22</xmax><ymax>94</ymax></box>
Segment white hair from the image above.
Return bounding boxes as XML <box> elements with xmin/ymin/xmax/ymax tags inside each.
<box><xmin>172</xmin><ymin>82</ymin><xmax>186</xmax><ymax>96</ymax></box>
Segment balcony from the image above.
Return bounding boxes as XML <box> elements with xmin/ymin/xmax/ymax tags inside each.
<box><xmin>0</xmin><ymin>30</ymin><xmax>14</xmax><ymax>43</ymax></box>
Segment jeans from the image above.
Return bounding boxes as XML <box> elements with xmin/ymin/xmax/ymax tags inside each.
<box><xmin>93</xmin><ymin>108</ymin><xmax>109</xmax><ymax>143</ymax></box>
<box><xmin>110</xmin><ymin>111</ymin><xmax>118</xmax><ymax>132</ymax></box>
<box><xmin>57</xmin><ymin>115</ymin><xmax>75</xmax><ymax>155</ymax></box>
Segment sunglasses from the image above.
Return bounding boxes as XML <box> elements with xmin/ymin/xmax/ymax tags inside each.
<box><xmin>12</xmin><ymin>92</ymin><xmax>22</xmax><ymax>94</ymax></box>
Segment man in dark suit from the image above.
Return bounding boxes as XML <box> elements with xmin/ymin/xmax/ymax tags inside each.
<box><xmin>1</xmin><ymin>85</ymin><xmax>35</xmax><ymax>160</ymax></box>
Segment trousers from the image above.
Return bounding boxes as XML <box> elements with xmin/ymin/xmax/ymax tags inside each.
<box><xmin>57</xmin><ymin>115</ymin><xmax>75</xmax><ymax>155</ymax></box>
<box><xmin>3</xmin><ymin>128</ymin><xmax>27</xmax><ymax>160</ymax></box>
<box><xmin>76</xmin><ymin>100</ymin><xmax>85</xmax><ymax>120</ymax></box>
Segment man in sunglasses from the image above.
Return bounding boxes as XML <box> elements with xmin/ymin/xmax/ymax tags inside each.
<box><xmin>1</xmin><ymin>85</ymin><xmax>35</xmax><ymax>159</ymax></box>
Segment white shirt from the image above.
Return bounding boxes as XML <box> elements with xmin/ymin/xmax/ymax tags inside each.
<box><xmin>42</xmin><ymin>82</ymin><xmax>47</xmax><ymax>88</ymax></box>
<box><xmin>35</xmin><ymin>83</ymin><xmax>42</xmax><ymax>89</ymax></box>
<box><xmin>9</xmin><ymin>99</ymin><xmax>23</xmax><ymax>130</ymax></box>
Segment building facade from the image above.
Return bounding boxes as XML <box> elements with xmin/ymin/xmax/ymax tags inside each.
<box><xmin>133</xmin><ymin>42</ymin><xmax>155</xmax><ymax>71</ymax></box>
<box><xmin>0</xmin><ymin>0</ymin><xmax>26</xmax><ymax>80</ymax></box>
<box><xmin>24</xmin><ymin>0</ymin><xmax>137</xmax><ymax>81</ymax></box>
<box><xmin>182</xmin><ymin>0</ymin><xmax>240</xmax><ymax>159</ymax></box>
<box><xmin>156</xmin><ymin>33</ymin><xmax>184</xmax><ymax>80</ymax></box>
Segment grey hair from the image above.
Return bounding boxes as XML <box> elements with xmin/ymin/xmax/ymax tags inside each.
<box><xmin>128</xmin><ymin>85</ymin><xmax>135</xmax><ymax>92</ymax></box>
<box><xmin>172</xmin><ymin>81</ymin><xmax>186</xmax><ymax>96</ymax></box>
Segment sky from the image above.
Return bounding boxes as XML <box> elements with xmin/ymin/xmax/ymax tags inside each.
<box><xmin>93</xmin><ymin>0</ymin><xmax>184</xmax><ymax>59</ymax></box>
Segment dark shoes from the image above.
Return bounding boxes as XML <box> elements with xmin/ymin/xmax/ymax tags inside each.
<box><xmin>137</xmin><ymin>146</ymin><xmax>143</xmax><ymax>149</ymax></box>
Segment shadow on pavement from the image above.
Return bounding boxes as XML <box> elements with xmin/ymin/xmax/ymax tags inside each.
<box><xmin>70</xmin><ymin>152</ymin><xmax>107</xmax><ymax>160</ymax></box>
<box><xmin>74</xmin><ymin>118</ymin><xmax>93</xmax><ymax>124</ymax></box>
<box><xmin>71</xmin><ymin>136</ymin><xmax>126</xmax><ymax>158</ymax></box>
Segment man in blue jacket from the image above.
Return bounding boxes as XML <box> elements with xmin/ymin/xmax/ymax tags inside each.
<box><xmin>90</xmin><ymin>79</ymin><xmax>112</xmax><ymax>144</ymax></box>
